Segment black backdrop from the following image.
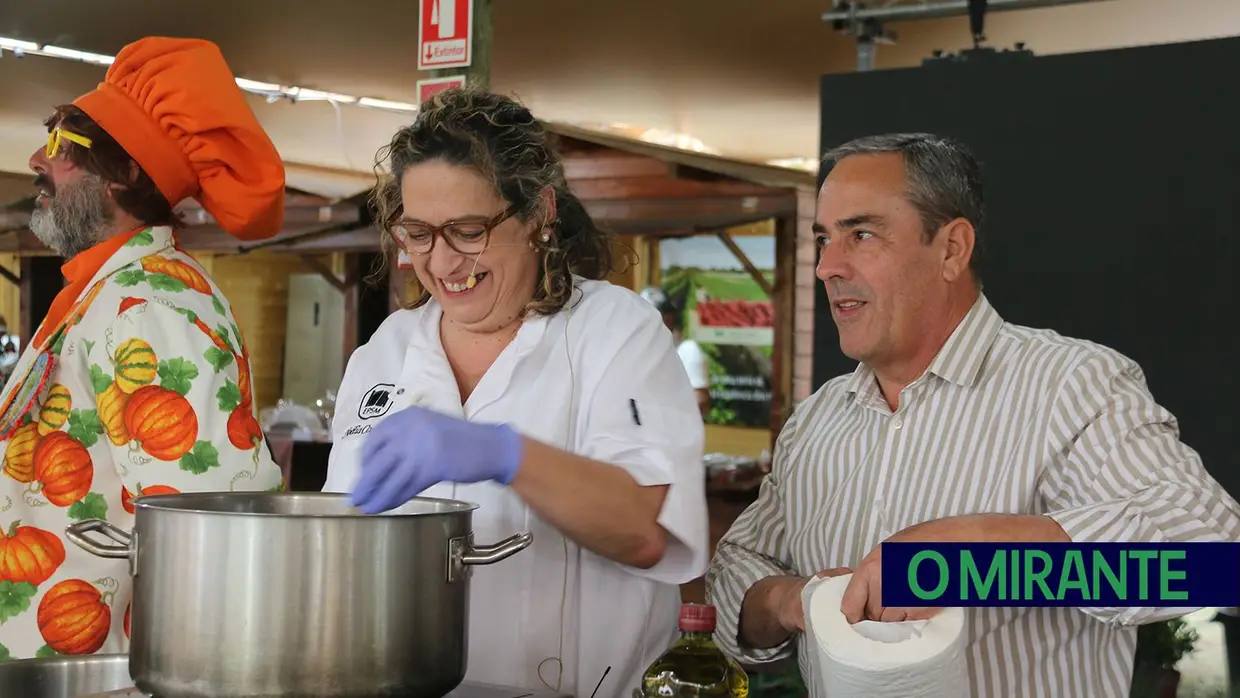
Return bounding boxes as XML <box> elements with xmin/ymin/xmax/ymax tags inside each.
<box><xmin>813</xmin><ymin>37</ymin><xmax>1238</xmax><ymax>498</ymax></box>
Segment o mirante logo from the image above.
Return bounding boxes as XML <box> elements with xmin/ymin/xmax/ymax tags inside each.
<box><xmin>881</xmin><ymin>542</ymin><xmax>1240</xmax><ymax>607</ymax></box>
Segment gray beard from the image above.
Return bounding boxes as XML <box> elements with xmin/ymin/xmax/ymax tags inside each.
<box><xmin>29</xmin><ymin>172</ymin><xmax>113</xmax><ymax>259</ymax></box>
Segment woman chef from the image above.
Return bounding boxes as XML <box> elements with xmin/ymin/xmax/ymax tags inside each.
<box><xmin>321</xmin><ymin>88</ymin><xmax>709</xmax><ymax>698</ymax></box>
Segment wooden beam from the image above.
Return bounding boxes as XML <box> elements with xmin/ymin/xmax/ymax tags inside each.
<box><xmin>297</xmin><ymin>255</ymin><xmax>347</xmax><ymax>293</ymax></box>
<box><xmin>238</xmin><ymin>221</ymin><xmax>367</xmax><ymax>253</ymax></box>
<box><xmin>570</xmin><ymin>176</ymin><xmax>786</xmax><ymax>201</ymax></box>
<box><xmin>547</xmin><ymin>122</ymin><xmax>817</xmax><ymax>190</ymax></box>
<box><xmin>715</xmin><ymin>230</ymin><xmax>774</xmax><ymax>297</ymax></box>
<box><xmin>0</xmin><ymin>229</ymin><xmax>55</xmax><ymax>254</ymax></box>
<box><xmin>584</xmin><ymin>193</ymin><xmax>799</xmax><ymax>227</ymax></box>
<box><xmin>261</xmin><ymin>231</ymin><xmax>382</xmax><ymax>254</ymax></box>
<box><xmin>0</xmin><ymin>203</ymin><xmax>358</xmax><ymax>230</ymax></box>
<box><xmin>0</xmin><ymin>265</ymin><xmax>19</xmax><ymax>287</ymax></box>
<box><xmin>177</xmin><ymin>191</ymin><xmax>332</xmax><ymax>211</ymax></box>
<box><xmin>173</xmin><ymin>225</ymin><xmax>350</xmax><ymax>254</ymax></box>
<box><xmin>562</xmin><ymin>154</ymin><xmax>673</xmax><ymax>180</ymax></box>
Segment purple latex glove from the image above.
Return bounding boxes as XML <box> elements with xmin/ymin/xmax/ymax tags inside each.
<box><xmin>351</xmin><ymin>405</ymin><xmax>525</xmax><ymax>514</ymax></box>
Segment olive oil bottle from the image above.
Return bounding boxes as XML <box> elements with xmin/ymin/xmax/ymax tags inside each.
<box><xmin>639</xmin><ymin>603</ymin><xmax>749</xmax><ymax>698</ymax></box>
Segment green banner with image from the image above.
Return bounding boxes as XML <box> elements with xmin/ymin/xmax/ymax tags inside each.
<box><xmin>659</xmin><ymin>235</ymin><xmax>774</xmax><ymax>429</ymax></box>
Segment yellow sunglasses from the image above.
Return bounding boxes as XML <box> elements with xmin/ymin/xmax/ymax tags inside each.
<box><xmin>45</xmin><ymin>127</ymin><xmax>92</xmax><ymax>159</ymax></box>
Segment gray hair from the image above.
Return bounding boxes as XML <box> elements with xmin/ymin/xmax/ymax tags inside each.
<box><xmin>821</xmin><ymin>133</ymin><xmax>984</xmax><ymax>274</ymax></box>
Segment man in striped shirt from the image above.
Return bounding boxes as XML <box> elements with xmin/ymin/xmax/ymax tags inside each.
<box><xmin>706</xmin><ymin>133</ymin><xmax>1240</xmax><ymax>697</ymax></box>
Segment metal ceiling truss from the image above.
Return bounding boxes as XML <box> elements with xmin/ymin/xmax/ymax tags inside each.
<box><xmin>822</xmin><ymin>0</ymin><xmax>1117</xmax><ymax>70</ymax></box>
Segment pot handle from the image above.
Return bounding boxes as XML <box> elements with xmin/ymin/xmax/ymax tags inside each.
<box><xmin>461</xmin><ymin>532</ymin><xmax>533</xmax><ymax>566</ymax></box>
<box><xmin>65</xmin><ymin>519</ymin><xmax>133</xmax><ymax>559</ymax></box>
<box><xmin>448</xmin><ymin>532</ymin><xmax>533</xmax><ymax>582</ymax></box>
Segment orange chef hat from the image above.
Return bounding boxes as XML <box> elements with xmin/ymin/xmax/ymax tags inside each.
<box><xmin>73</xmin><ymin>37</ymin><xmax>285</xmax><ymax>241</ymax></box>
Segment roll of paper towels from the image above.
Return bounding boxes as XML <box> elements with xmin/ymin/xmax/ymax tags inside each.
<box><xmin>801</xmin><ymin>573</ymin><xmax>969</xmax><ymax>697</ymax></box>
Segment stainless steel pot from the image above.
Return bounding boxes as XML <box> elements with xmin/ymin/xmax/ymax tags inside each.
<box><xmin>0</xmin><ymin>653</ymin><xmax>131</xmax><ymax>698</ymax></box>
<box><xmin>64</xmin><ymin>492</ymin><xmax>532</xmax><ymax>698</ymax></box>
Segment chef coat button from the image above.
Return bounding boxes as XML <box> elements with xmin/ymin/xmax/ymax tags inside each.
<box><xmin>396</xmin><ymin>388</ymin><xmax>405</xmax><ymax>395</ymax></box>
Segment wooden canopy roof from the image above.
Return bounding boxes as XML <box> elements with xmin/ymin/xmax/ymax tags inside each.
<box><xmin>0</xmin><ymin>123</ymin><xmax>816</xmax><ymax>256</ymax></box>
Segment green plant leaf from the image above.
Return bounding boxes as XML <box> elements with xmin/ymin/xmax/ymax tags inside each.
<box><xmin>215</xmin><ymin>324</ymin><xmax>238</xmax><ymax>354</ymax></box>
<box><xmin>179</xmin><ymin>441</ymin><xmax>221</xmax><ymax>475</ymax></box>
<box><xmin>216</xmin><ymin>381</ymin><xmax>243</xmax><ymax>413</ymax></box>
<box><xmin>0</xmin><ymin>581</ymin><xmax>36</xmax><ymax>624</ymax></box>
<box><xmin>146</xmin><ymin>273</ymin><xmax>187</xmax><ymax>293</ymax></box>
<box><xmin>67</xmin><ymin>409</ymin><xmax>104</xmax><ymax>448</ymax></box>
<box><xmin>89</xmin><ymin>364</ymin><xmax>113</xmax><ymax>395</ymax></box>
<box><xmin>158</xmin><ymin>358</ymin><xmax>199</xmax><ymax>396</ymax></box>
<box><xmin>124</xmin><ymin>229</ymin><xmax>155</xmax><ymax>247</ymax></box>
<box><xmin>204</xmin><ymin>347</ymin><xmax>234</xmax><ymax>373</ymax></box>
<box><xmin>67</xmin><ymin>492</ymin><xmax>108</xmax><ymax>521</ymax></box>
<box><xmin>115</xmin><ymin>269</ymin><xmax>146</xmax><ymax>287</ymax></box>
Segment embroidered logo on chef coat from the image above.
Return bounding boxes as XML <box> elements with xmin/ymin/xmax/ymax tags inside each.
<box><xmin>358</xmin><ymin>383</ymin><xmax>396</xmax><ymax>419</ymax></box>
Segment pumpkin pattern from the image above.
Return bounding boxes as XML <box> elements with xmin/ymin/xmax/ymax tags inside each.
<box><xmin>3</xmin><ymin>422</ymin><xmax>41</xmax><ymax>484</ymax></box>
<box><xmin>121</xmin><ymin>483</ymin><xmax>181</xmax><ymax>515</ymax></box>
<box><xmin>113</xmin><ymin>338</ymin><xmax>157</xmax><ymax>394</ymax></box>
<box><xmin>123</xmin><ymin>386</ymin><xmax>199</xmax><ymax>462</ymax></box>
<box><xmin>32</xmin><ymin>432</ymin><xmax>93</xmax><ymax>507</ymax></box>
<box><xmin>95</xmin><ymin>382</ymin><xmax>131</xmax><ymax>446</ymax></box>
<box><xmin>0</xmin><ymin>520</ymin><xmax>65</xmax><ymax>586</ymax></box>
<box><xmin>140</xmin><ymin>255</ymin><xmax>211</xmax><ymax>295</ymax></box>
<box><xmin>0</xmin><ymin>226</ymin><xmax>281</xmax><ymax>660</ymax></box>
<box><xmin>37</xmin><ymin>579</ymin><xmax>111</xmax><ymax>655</ymax></box>
<box><xmin>36</xmin><ymin>385</ymin><xmax>72</xmax><ymax>436</ymax></box>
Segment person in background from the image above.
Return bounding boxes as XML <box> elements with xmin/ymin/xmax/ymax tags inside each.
<box><xmin>0</xmin><ymin>37</ymin><xmax>285</xmax><ymax>661</ymax></box>
<box><xmin>321</xmin><ymin>88</ymin><xmax>708</xmax><ymax>698</ymax></box>
<box><xmin>706</xmin><ymin>133</ymin><xmax>1240</xmax><ymax>697</ymax></box>
<box><xmin>0</xmin><ymin>316</ymin><xmax>15</xmax><ymax>383</ymax></box>
<box><xmin>657</xmin><ymin>298</ymin><xmax>712</xmax><ymax>417</ymax></box>
<box><xmin>0</xmin><ymin>341</ymin><xmax>16</xmax><ymax>384</ymax></box>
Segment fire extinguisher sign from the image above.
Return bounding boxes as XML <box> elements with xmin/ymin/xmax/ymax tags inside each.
<box><xmin>418</xmin><ymin>0</ymin><xmax>473</xmax><ymax>71</ymax></box>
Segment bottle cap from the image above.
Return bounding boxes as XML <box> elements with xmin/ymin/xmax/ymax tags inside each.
<box><xmin>679</xmin><ymin>603</ymin><xmax>717</xmax><ymax>632</ymax></box>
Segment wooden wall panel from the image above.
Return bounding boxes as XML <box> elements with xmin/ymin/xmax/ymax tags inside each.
<box><xmin>202</xmin><ymin>252</ymin><xmax>332</xmax><ymax>410</ymax></box>
<box><xmin>0</xmin><ymin>255</ymin><xmax>21</xmax><ymax>339</ymax></box>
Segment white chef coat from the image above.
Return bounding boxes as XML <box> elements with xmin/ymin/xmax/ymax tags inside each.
<box><xmin>323</xmin><ymin>278</ymin><xmax>709</xmax><ymax>698</ymax></box>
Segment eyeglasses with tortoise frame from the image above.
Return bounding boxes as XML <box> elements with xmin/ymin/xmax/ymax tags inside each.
<box><xmin>386</xmin><ymin>204</ymin><xmax>520</xmax><ymax>256</ymax></box>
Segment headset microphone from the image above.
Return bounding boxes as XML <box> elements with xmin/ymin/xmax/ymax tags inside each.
<box><xmin>463</xmin><ymin>231</ymin><xmax>551</xmax><ymax>290</ymax></box>
<box><xmin>466</xmin><ymin>247</ymin><xmax>486</xmax><ymax>289</ymax></box>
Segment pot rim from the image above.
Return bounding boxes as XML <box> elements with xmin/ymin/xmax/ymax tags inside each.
<box><xmin>0</xmin><ymin>652</ymin><xmax>128</xmax><ymax>667</ymax></box>
<box><xmin>131</xmin><ymin>492</ymin><xmax>481</xmax><ymax>518</ymax></box>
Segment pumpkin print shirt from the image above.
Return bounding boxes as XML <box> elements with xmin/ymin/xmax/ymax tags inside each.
<box><xmin>0</xmin><ymin>226</ymin><xmax>282</xmax><ymax>661</ymax></box>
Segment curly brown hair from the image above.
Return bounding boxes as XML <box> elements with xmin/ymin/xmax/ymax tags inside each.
<box><xmin>43</xmin><ymin>105</ymin><xmax>183</xmax><ymax>228</ymax></box>
<box><xmin>371</xmin><ymin>88</ymin><xmax>626</xmax><ymax>315</ymax></box>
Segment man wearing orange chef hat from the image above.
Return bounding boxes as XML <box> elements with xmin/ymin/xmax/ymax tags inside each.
<box><xmin>0</xmin><ymin>37</ymin><xmax>284</xmax><ymax>660</ymax></box>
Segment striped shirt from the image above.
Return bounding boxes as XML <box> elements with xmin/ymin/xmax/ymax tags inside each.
<box><xmin>706</xmin><ymin>293</ymin><xmax>1240</xmax><ymax>698</ymax></box>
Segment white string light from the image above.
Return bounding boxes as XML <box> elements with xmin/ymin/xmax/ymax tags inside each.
<box><xmin>1</xmin><ymin>37</ymin><xmax>417</xmax><ymax>113</ymax></box>
<box><xmin>0</xmin><ymin>36</ymin><xmax>818</xmax><ymax>171</ymax></box>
